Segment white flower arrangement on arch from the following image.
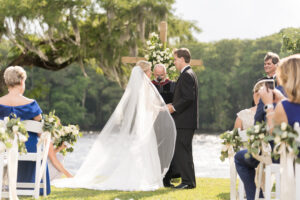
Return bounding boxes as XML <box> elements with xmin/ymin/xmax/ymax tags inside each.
<box><xmin>144</xmin><ymin>32</ymin><xmax>178</xmax><ymax>80</ymax></box>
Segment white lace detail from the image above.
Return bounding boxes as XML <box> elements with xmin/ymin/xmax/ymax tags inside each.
<box><xmin>237</xmin><ymin>108</ymin><xmax>255</xmax><ymax>130</ymax></box>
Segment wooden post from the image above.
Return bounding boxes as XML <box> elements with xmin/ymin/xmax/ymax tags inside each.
<box><xmin>159</xmin><ymin>21</ymin><xmax>167</xmax><ymax>44</ymax></box>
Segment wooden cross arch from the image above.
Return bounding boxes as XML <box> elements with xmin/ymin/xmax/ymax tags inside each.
<box><xmin>121</xmin><ymin>21</ymin><xmax>203</xmax><ymax>67</ymax></box>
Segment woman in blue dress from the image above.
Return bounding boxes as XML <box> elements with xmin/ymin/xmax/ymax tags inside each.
<box><xmin>0</xmin><ymin>66</ymin><xmax>50</xmax><ymax>195</ymax></box>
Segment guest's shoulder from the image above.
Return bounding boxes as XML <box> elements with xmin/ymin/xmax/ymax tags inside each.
<box><xmin>22</xmin><ymin>97</ymin><xmax>36</xmax><ymax>104</ymax></box>
<box><xmin>237</xmin><ymin>108</ymin><xmax>252</xmax><ymax>117</ymax></box>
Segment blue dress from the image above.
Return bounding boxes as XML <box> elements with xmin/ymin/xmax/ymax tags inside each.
<box><xmin>0</xmin><ymin>100</ymin><xmax>51</xmax><ymax>195</ymax></box>
<box><xmin>282</xmin><ymin>100</ymin><xmax>300</xmax><ymax>126</ymax></box>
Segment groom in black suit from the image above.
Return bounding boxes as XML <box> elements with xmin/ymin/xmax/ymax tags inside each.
<box><xmin>163</xmin><ymin>48</ymin><xmax>199</xmax><ymax>189</ymax></box>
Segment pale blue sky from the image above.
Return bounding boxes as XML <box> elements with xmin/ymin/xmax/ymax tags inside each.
<box><xmin>173</xmin><ymin>0</ymin><xmax>300</xmax><ymax>42</ymax></box>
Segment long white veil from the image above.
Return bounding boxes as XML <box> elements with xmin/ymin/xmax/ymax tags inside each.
<box><xmin>52</xmin><ymin>66</ymin><xmax>176</xmax><ymax>190</ymax></box>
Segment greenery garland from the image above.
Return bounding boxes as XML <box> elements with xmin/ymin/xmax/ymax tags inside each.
<box><xmin>219</xmin><ymin>128</ymin><xmax>243</xmax><ymax>161</ymax></box>
<box><xmin>0</xmin><ymin>115</ymin><xmax>28</xmax><ymax>153</ymax></box>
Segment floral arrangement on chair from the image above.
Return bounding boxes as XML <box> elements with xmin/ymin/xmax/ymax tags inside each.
<box><xmin>144</xmin><ymin>32</ymin><xmax>177</xmax><ymax>80</ymax></box>
<box><xmin>0</xmin><ymin>115</ymin><xmax>28</xmax><ymax>153</ymax></box>
<box><xmin>272</xmin><ymin>122</ymin><xmax>300</xmax><ymax>162</ymax></box>
<box><xmin>43</xmin><ymin>111</ymin><xmax>82</xmax><ymax>156</ymax></box>
<box><xmin>245</xmin><ymin>122</ymin><xmax>273</xmax><ymax>160</ymax></box>
<box><xmin>219</xmin><ymin>128</ymin><xmax>243</xmax><ymax>161</ymax></box>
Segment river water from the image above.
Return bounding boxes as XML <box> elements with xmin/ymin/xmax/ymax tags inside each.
<box><xmin>64</xmin><ymin>133</ymin><xmax>230</xmax><ymax>178</ymax></box>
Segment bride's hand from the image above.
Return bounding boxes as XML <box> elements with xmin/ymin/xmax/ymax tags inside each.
<box><xmin>167</xmin><ymin>104</ymin><xmax>175</xmax><ymax>114</ymax></box>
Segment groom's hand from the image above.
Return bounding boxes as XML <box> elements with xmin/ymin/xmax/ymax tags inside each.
<box><xmin>167</xmin><ymin>104</ymin><xmax>175</xmax><ymax>114</ymax></box>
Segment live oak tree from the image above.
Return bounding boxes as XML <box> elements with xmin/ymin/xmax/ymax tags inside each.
<box><xmin>0</xmin><ymin>0</ymin><xmax>200</xmax><ymax>94</ymax></box>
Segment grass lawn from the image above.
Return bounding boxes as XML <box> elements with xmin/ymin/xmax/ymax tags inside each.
<box><xmin>20</xmin><ymin>178</ymin><xmax>230</xmax><ymax>200</ymax></box>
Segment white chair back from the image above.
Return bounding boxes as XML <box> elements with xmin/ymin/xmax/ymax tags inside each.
<box><xmin>294</xmin><ymin>122</ymin><xmax>300</xmax><ymax>200</ymax></box>
<box><xmin>0</xmin><ymin>120</ymin><xmax>51</xmax><ymax>199</ymax></box>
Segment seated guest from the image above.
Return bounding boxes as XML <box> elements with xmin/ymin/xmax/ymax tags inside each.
<box><xmin>0</xmin><ymin>66</ymin><xmax>50</xmax><ymax>195</ymax></box>
<box><xmin>152</xmin><ymin>64</ymin><xmax>176</xmax><ymax>104</ymax></box>
<box><xmin>255</xmin><ymin>52</ymin><xmax>280</xmax><ymax>123</ymax></box>
<box><xmin>48</xmin><ymin>142</ymin><xmax>73</xmax><ymax>180</ymax></box>
<box><xmin>234</xmin><ymin>83</ymin><xmax>261</xmax><ymax>131</ymax></box>
<box><xmin>234</xmin><ymin>52</ymin><xmax>282</xmax><ymax>200</ymax></box>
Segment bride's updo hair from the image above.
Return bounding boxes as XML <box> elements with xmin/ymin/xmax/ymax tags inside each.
<box><xmin>137</xmin><ymin>60</ymin><xmax>151</xmax><ymax>72</ymax></box>
<box><xmin>3</xmin><ymin>66</ymin><xmax>27</xmax><ymax>88</ymax></box>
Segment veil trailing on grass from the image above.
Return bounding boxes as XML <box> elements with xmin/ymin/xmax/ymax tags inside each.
<box><xmin>52</xmin><ymin>66</ymin><xmax>176</xmax><ymax>191</ymax></box>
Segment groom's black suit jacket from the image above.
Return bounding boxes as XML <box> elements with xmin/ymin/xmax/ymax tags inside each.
<box><xmin>172</xmin><ymin>66</ymin><xmax>199</xmax><ymax>129</ymax></box>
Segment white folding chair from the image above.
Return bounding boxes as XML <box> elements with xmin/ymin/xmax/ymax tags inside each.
<box><xmin>0</xmin><ymin>137</ymin><xmax>19</xmax><ymax>200</ymax></box>
<box><xmin>294</xmin><ymin>122</ymin><xmax>300</xmax><ymax>200</ymax></box>
<box><xmin>237</xmin><ymin>128</ymin><xmax>280</xmax><ymax>200</ymax></box>
<box><xmin>16</xmin><ymin>120</ymin><xmax>51</xmax><ymax>199</ymax></box>
<box><xmin>0</xmin><ymin>120</ymin><xmax>51</xmax><ymax>199</ymax></box>
<box><xmin>237</xmin><ymin>129</ymin><xmax>247</xmax><ymax>200</ymax></box>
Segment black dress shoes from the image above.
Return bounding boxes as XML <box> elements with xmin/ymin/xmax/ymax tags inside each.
<box><xmin>163</xmin><ymin>179</ymin><xmax>175</xmax><ymax>188</ymax></box>
<box><xmin>174</xmin><ymin>183</ymin><xmax>195</xmax><ymax>189</ymax></box>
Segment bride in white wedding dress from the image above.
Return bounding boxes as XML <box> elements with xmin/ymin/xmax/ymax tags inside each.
<box><xmin>52</xmin><ymin>61</ymin><xmax>176</xmax><ymax>191</ymax></box>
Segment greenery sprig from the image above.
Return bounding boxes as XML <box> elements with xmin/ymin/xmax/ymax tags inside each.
<box><xmin>219</xmin><ymin>128</ymin><xmax>243</xmax><ymax>161</ymax></box>
<box><xmin>0</xmin><ymin>115</ymin><xmax>28</xmax><ymax>153</ymax></box>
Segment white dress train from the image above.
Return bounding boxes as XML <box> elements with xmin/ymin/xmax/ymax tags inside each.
<box><xmin>52</xmin><ymin>66</ymin><xmax>176</xmax><ymax>191</ymax></box>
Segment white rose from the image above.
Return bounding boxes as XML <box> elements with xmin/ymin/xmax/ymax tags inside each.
<box><xmin>254</xmin><ymin>125</ymin><xmax>260</xmax><ymax>133</ymax></box>
<box><xmin>145</xmin><ymin>54</ymin><xmax>149</xmax><ymax>60</ymax></box>
<box><xmin>229</xmin><ymin>131</ymin><xmax>233</xmax><ymax>135</ymax></box>
<box><xmin>149</xmin><ymin>46</ymin><xmax>155</xmax><ymax>50</ymax></box>
<box><xmin>146</xmin><ymin>40</ymin><xmax>151</xmax><ymax>45</ymax></box>
<box><xmin>74</xmin><ymin>130</ymin><xmax>79</xmax><ymax>135</ymax></box>
<box><xmin>157</xmin><ymin>55</ymin><xmax>161</xmax><ymax>61</ymax></box>
<box><xmin>281</xmin><ymin>122</ymin><xmax>287</xmax><ymax>131</ymax></box>
<box><xmin>0</xmin><ymin>142</ymin><xmax>6</xmax><ymax>152</ymax></box>
<box><xmin>12</xmin><ymin>125</ymin><xmax>19</xmax><ymax>133</ymax></box>
<box><xmin>169</xmin><ymin>66</ymin><xmax>176</xmax><ymax>72</ymax></box>
<box><xmin>150</xmin><ymin>32</ymin><xmax>158</xmax><ymax>38</ymax></box>
<box><xmin>250</xmin><ymin>135</ymin><xmax>255</xmax><ymax>141</ymax></box>
<box><xmin>0</xmin><ymin>127</ymin><xmax>5</xmax><ymax>134</ymax></box>
<box><xmin>281</xmin><ymin>131</ymin><xmax>288</xmax><ymax>138</ymax></box>
<box><xmin>49</xmin><ymin>118</ymin><xmax>54</xmax><ymax>123</ymax></box>
<box><xmin>18</xmin><ymin>133</ymin><xmax>28</xmax><ymax>142</ymax></box>
<box><xmin>259</xmin><ymin>134</ymin><xmax>264</xmax><ymax>139</ymax></box>
<box><xmin>274</xmin><ymin>136</ymin><xmax>281</xmax><ymax>144</ymax></box>
<box><xmin>4</xmin><ymin>117</ymin><xmax>9</xmax><ymax>124</ymax></box>
<box><xmin>221</xmin><ymin>145</ymin><xmax>228</xmax><ymax>152</ymax></box>
<box><xmin>152</xmin><ymin>52</ymin><xmax>156</xmax><ymax>57</ymax></box>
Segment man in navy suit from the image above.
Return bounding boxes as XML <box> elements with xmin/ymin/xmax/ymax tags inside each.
<box><xmin>163</xmin><ymin>48</ymin><xmax>199</xmax><ymax>189</ymax></box>
<box><xmin>234</xmin><ymin>52</ymin><xmax>280</xmax><ymax>200</ymax></box>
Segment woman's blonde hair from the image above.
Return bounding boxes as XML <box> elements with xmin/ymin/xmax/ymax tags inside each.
<box><xmin>277</xmin><ymin>54</ymin><xmax>300</xmax><ymax>103</ymax></box>
<box><xmin>3</xmin><ymin>66</ymin><xmax>27</xmax><ymax>88</ymax></box>
<box><xmin>137</xmin><ymin>60</ymin><xmax>151</xmax><ymax>72</ymax></box>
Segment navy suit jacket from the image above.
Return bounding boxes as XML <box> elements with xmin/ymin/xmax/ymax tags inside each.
<box><xmin>254</xmin><ymin>85</ymin><xmax>286</xmax><ymax>123</ymax></box>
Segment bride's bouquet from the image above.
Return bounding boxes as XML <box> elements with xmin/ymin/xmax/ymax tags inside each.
<box><xmin>0</xmin><ymin>115</ymin><xmax>28</xmax><ymax>153</ymax></box>
<box><xmin>43</xmin><ymin>111</ymin><xmax>82</xmax><ymax>155</ymax></box>
<box><xmin>54</xmin><ymin>124</ymin><xmax>82</xmax><ymax>156</ymax></box>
